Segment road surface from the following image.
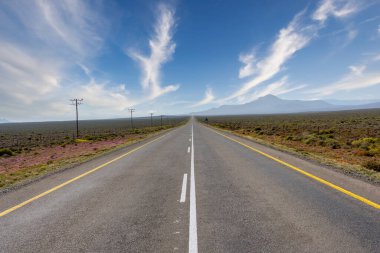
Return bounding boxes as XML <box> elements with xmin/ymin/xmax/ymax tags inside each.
<box><xmin>0</xmin><ymin>119</ymin><xmax>379</xmax><ymax>252</ymax></box>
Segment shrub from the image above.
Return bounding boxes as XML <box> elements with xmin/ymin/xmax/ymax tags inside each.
<box><xmin>352</xmin><ymin>138</ymin><xmax>380</xmax><ymax>155</ymax></box>
<box><xmin>353</xmin><ymin>150</ymin><xmax>372</xmax><ymax>157</ymax></box>
<box><xmin>285</xmin><ymin>136</ymin><xmax>293</xmax><ymax>141</ymax></box>
<box><xmin>324</xmin><ymin>139</ymin><xmax>341</xmax><ymax>149</ymax></box>
<box><xmin>75</xmin><ymin>138</ymin><xmax>89</xmax><ymax>143</ymax></box>
<box><xmin>320</xmin><ymin>128</ymin><xmax>335</xmax><ymax>134</ymax></box>
<box><xmin>352</xmin><ymin>137</ymin><xmax>380</xmax><ymax>147</ymax></box>
<box><xmin>0</xmin><ymin>148</ymin><xmax>13</xmax><ymax>156</ymax></box>
<box><xmin>303</xmin><ymin>134</ymin><xmax>318</xmax><ymax>145</ymax></box>
<box><xmin>363</xmin><ymin>160</ymin><xmax>380</xmax><ymax>172</ymax></box>
<box><xmin>84</xmin><ymin>135</ymin><xmax>94</xmax><ymax>141</ymax></box>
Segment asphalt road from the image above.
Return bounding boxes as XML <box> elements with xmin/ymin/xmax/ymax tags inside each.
<box><xmin>0</xmin><ymin>119</ymin><xmax>379</xmax><ymax>252</ymax></box>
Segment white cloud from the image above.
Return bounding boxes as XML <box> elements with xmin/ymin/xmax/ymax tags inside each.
<box><xmin>239</xmin><ymin>52</ymin><xmax>256</xmax><ymax>78</ymax></box>
<box><xmin>0</xmin><ymin>0</ymin><xmax>108</xmax><ymax>120</ymax></box>
<box><xmin>0</xmin><ymin>42</ymin><xmax>61</xmax><ymax>104</ymax></box>
<box><xmin>348</xmin><ymin>65</ymin><xmax>366</xmax><ymax>75</ymax></box>
<box><xmin>312</xmin><ymin>0</ymin><xmax>359</xmax><ymax>23</ymax></box>
<box><xmin>223</xmin><ymin>11</ymin><xmax>314</xmax><ymax>102</ymax></box>
<box><xmin>127</xmin><ymin>4</ymin><xmax>179</xmax><ymax>99</ymax></box>
<box><xmin>190</xmin><ymin>87</ymin><xmax>215</xmax><ymax>107</ymax></box>
<box><xmin>347</xmin><ymin>28</ymin><xmax>358</xmax><ymax>41</ymax></box>
<box><xmin>80</xmin><ymin>80</ymin><xmax>134</xmax><ymax>111</ymax></box>
<box><xmin>249</xmin><ymin>76</ymin><xmax>305</xmax><ymax>100</ymax></box>
<box><xmin>310</xmin><ymin>65</ymin><xmax>380</xmax><ymax>96</ymax></box>
<box><xmin>217</xmin><ymin>0</ymin><xmax>366</xmax><ymax>104</ymax></box>
<box><xmin>0</xmin><ymin>1</ymin><xmax>141</xmax><ymax>121</ymax></box>
<box><xmin>2</xmin><ymin>0</ymin><xmax>105</xmax><ymax>60</ymax></box>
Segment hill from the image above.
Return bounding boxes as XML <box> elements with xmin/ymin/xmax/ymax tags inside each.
<box><xmin>195</xmin><ymin>95</ymin><xmax>380</xmax><ymax>115</ymax></box>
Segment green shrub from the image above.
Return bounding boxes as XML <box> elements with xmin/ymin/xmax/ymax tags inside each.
<box><xmin>363</xmin><ymin>160</ymin><xmax>380</xmax><ymax>172</ymax></box>
<box><xmin>303</xmin><ymin>134</ymin><xmax>318</xmax><ymax>145</ymax></box>
<box><xmin>352</xmin><ymin>138</ymin><xmax>380</xmax><ymax>155</ymax></box>
<box><xmin>352</xmin><ymin>137</ymin><xmax>380</xmax><ymax>147</ymax></box>
<box><xmin>320</xmin><ymin>128</ymin><xmax>335</xmax><ymax>134</ymax></box>
<box><xmin>324</xmin><ymin>139</ymin><xmax>341</xmax><ymax>149</ymax></box>
<box><xmin>285</xmin><ymin>136</ymin><xmax>293</xmax><ymax>141</ymax></box>
<box><xmin>0</xmin><ymin>148</ymin><xmax>13</xmax><ymax>156</ymax></box>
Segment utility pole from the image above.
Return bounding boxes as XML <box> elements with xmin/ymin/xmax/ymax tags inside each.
<box><xmin>160</xmin><ymin>115</ymin><xmax>163</xmax><ymax>127</ymax></box>
<box><xmin>70</xmin><ymin>98</ymin><xmax>83</xmax><ymax>138</ymax></box>
<box><xmin>128</xmin><ymin>108</ymin><xmax>135</xmax><ymax>129</ymax></box>
<box><xmin>150</xmin><ymin>112</ymin><xmax>154</xmax><ymax>127</ymax></box>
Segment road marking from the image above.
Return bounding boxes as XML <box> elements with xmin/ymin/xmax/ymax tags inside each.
<box><xmin>189</xmin><ymin>123</ymin><xmax>198</xmax><ymax>253</ymax></box>
<box><xmin>0</xmin><ymin>133</ymin><xmax>168</xmax><ymax>217</ymax></box>
<box><xmin>209</xmin><ymin>127</ymin><xmax>380</xmax><ymax>210</ymax></box>
<box><xmin>187</xmin><ymin>146</ymin><xmax>191</xmax><ymax>153</ymax></box>
<box><xmin>180</xmin><ymin>173</ymin><xmax>188</xmax><ymax>203</ymax></box>
<box><xmin>189</xmin><ymin>138</ymin><xmax>191</xmax><ymax>142</ymax></box>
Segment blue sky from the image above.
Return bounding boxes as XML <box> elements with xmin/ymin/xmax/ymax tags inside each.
<box><xmin>0</xmin><ymin>0</ymin><xmax>379</xmax><ymax>121</ymax></box>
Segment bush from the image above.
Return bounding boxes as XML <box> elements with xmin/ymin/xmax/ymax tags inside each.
<box><xmin>285</xmin><ymin>136</ymin><xmax>293</xmax><ymax>141</ymax></box>
<box><xmin>302</xmin><ymin>134</ymin><xmax>340</xmax><ymax>149</ymax></box>
<box><xmin>352</xmin><ymin>138</ymin><xmax>380</xmax><ymax>155</ymax></box>
<box><xmin>363</xmin><ymin>160</ymin><xmax>380</xmax><ymax>172</ymax></box>
<box><xmin>0</xmin><ymin>148</ymin><xmax>13</xmax><ymax>156</ymax></box>
<box><xmin>303</xmin><ymin>134</ymin><xmax>318</xmax><ymax>145</ymax></box>
<box><xmin>75</xmin><ymin>138</ymin><xmax>89</xmax><ymax>143</ymax></box>
<box><xmin>320</xmin><ymin>128</ymin><xmax>335</xmax><ymax>134</ymax></box>
<box><xmin>325</xmin><ymin>139</ymin><xmax>341</xmax><ymax>149</ymax></box>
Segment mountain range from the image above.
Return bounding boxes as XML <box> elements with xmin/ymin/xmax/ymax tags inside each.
<box><xmin>0</xmin><ymin>118</ymin><xmax>10</xmax><ymax>123</ymax></box>
<box><xmin>195</xmin><ymin>95</ymin><xmax>380</xmax><ymax>116</ymax></box>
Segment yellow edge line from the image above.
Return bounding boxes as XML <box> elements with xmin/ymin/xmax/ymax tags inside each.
<box><xmin>0</xmin><ymin>133</ymin><xmax>168</xmax><ymax>217</ymax></box>
<box><xmin>208</xmin><ymin>127</ymin><xmax>380</xmax><ymax>210</ymax></box>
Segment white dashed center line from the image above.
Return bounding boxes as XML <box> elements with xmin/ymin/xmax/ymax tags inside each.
<box><xmin>180</xmin><ymin>173</ymin><xmax>188</xmax><ymax>203</ymax></box>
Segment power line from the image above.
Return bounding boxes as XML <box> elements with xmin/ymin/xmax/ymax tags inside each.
<box><xmin>70</xmin><ymin>98</ymin><xmax>83</xmax><ymax>138</ymax></box>
<box><xmin>128</xmin><ymin>108</ymin><xmax>136</xmax><ymax>129</ymax></box>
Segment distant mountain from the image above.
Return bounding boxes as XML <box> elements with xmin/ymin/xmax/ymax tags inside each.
<box><xmin>194</xmin><ymin>94</ymin><xmax>380</xmax><ymax>116</ymax></box>
<box><xmin>327</xmin><ymin>99</ymin><xmax>380</xmax><ymax>106</ymax></box>
<box><xmin>0</xmin><ymin>118</ymin><xmax>10</xmax><ymax>123</ymax></box>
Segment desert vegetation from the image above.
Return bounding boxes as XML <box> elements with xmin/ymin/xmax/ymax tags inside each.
<box><xmin>198</xmin><ymin>109</ymin><xmax>380</xmax><ymax>181</ymax></box>
<box><xmin>0</xmin><ymin>116</ymin><xmax>188</xmax><ymax>189</ymax></box>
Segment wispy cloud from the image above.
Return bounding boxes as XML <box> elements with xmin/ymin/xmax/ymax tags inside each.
<box><xmin>347</xmin><ymin>28</ymin><xmax>358</xmax><ymax>41</ymax></box>
<box><xmin>0</xmin><ymin>42</ymin><xmax>61</xmax><ymax>104</ymax></box>
<box><xmin>219</xmin><ymin>0</ymin><xmax>366</xmax><ymax>104</ymax></box>
<box><xmin>312</xmin><ymin>0</ymin><xmax>359</xmax><ymax>23</ymax></box>
<box><xmin>127</xmin><ymin>4</ymin><xmax>179</xmax><ymax>99</ymax></box>
<box><xmin>0</xmin><ymin>0</ymin><xmax>139</xmax><ymax>120</ymax></box>
<box><xmin>309</xmin><ymin>64</ymin><xmax>380</xmax><ymax>96</ymax></box>
<box><xmin>249</xmin><ymin>76</ymin><xmax>305</xmax><ymax>100</ymax></box>
<box><xmin>190</xmin><ymin>87</ymin><xmax>215</xmax><ymax>107</ymax></box>
<box><xmin>223</xmin><ymin>11</ymin><xmax>314</xmax><ymax>102</ymax></box>
<box><xmin>348</xmin><ymin>64</ymin><xmax>366</xmax><ymax>75</ymax></box>
<box><xmin>238</xmin><ymin>52</ymin><xmax>256</xmax><ymax>79</ymax></box>
<box><xmin>80</xmin><ymin>80</ymin><xmax>134</xmax><ymax>111</ymax></box>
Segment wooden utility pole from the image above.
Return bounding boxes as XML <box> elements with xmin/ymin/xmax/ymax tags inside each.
<box><xmin>128</xmin><ymin>108</ymin><xmax>135</xmax><ymax>129</ymax></box>
<box><xmin>70</xmin><ymin>98</ymin><xmax>83</xmax><ymax>138</ymax></box>
<box><xmin>150</xmin><ymin>113</ymin><xmax>154</xmax><ymax>127</ymax></box>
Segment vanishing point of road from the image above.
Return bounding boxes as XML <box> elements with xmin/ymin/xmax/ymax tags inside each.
<box><xmin>0</xmin><ymin>119</ymin><xmax>379</xmax><ymax>252</ymax></box>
